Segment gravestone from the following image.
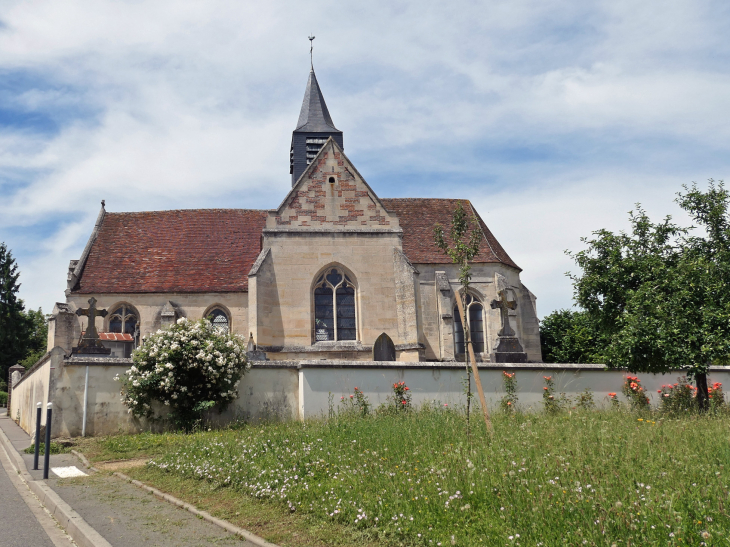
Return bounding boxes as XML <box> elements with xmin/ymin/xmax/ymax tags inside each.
<box><xmin>72</xmin><ymin>297</ymin><xmax>112</xmax><ymax>355</ymax></box>
<box><xmin>373</xmin><ymin>332</ymin><xmax>396</xmax><ymax>361</ymax></box>
<box><xmin>490</xmin><ymin>290</ymin><xmax>527</xmax><ymax>363</ymax></box>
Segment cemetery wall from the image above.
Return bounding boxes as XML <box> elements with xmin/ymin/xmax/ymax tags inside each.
<box><xmin>9</xmin><ymin>356</ymin><xmax>730</xmax><ymax>438</ymax></box>
<box><xmin>8</xmin><ymin>348</ymin><xmax>58</xmax><ymax>433</ymax></box>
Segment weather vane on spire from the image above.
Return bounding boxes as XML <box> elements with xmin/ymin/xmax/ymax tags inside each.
<box><xmin>308</xmin><ymin>35</ymin><xmax>315</xmax><ymax>69</ymax></box>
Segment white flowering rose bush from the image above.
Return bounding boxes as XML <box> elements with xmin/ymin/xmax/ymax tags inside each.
<box><xmin>117</xmin><ymin>318</ymin><xmax>249</xmax><ymax>429</ymax></box>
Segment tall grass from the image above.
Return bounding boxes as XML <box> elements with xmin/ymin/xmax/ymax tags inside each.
<box><xmin>103</xmin><ymin>407</ymin><xmax>729</xmax><ymax>546</ymax></box>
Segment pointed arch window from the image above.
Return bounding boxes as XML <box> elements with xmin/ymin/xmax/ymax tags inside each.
<box><xmin>454</xmin><ymin>294</ymin><xmax>485</xmax><ymax>355</ymax></box>
<box><xmin>314</xmin><ymin>268</ymin><xmax>357</xmax><ymax>342</ymax></box>
<box><xmin>207</xmin><ymin>308</ymin><xmax>230</xmax><ymax>333</ymax></box>
<box><xmin>109</xmin><ymin>305</ymin><xmax>138</xmax><ymax>335</ymax></box>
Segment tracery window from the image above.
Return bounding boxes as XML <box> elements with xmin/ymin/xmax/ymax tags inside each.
<box><xmin>207</xmin><ymin>308</ymin><xmax>230</xmax><ymax>333</ymax></box>
<box><xmin>109</xmin><ymin>305</ymin><xmax>138</xmax><ymax>335</ymax></box>
<box><xmin>454</xmin><ymin>294</ymin><xmax>485</xmax><ymax>355</ymax></box>
<box><xmin>313</xmin><ymin>268</ymin><xmax>357</xmax><ymax>342</ymax></box>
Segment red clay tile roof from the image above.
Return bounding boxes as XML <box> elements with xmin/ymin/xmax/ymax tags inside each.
<box><xmin>73</xmin><ymin>209</ymin><xmax>267</xmax><ymax>294</ymax></box>
<box><xmin>382</xmin><ymin>198</ymin><xmax>520</xmax><ymax>270</ymax></box>
<box><xmin>97</xmin><ymin>332</ymin><xmax>134</xmax><ymax>341</ymax></box>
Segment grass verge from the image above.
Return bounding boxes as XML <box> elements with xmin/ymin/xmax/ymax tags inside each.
<box><xmin>85</xmin><ymin>407</ymin><xmax>730</xmax><ymax>546</ymax></box>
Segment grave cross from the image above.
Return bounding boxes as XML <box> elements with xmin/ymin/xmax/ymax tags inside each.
<box><xmin>490</xmin><ymin>289</ymin><xmax>517</xmax><ymax>337</ymax></box>
<box><xmin>76</xmin><ymin>297</ymin><xmax>108</xmax><ymax>348</ymax></box>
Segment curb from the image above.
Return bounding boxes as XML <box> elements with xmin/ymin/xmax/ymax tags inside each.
<box><xmin>110</xmin><ymin>470</ymin><xmax>279</xmax><ymax>547</ymax></box>
<box><xmin>0</xmin><ymin>427</ymin><xmax>112</xmax><ymax>547</ymax></box>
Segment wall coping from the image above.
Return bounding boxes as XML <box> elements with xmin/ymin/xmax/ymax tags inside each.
<box><xmin>11</xmin><ymin>351</ymin><xmax>53</xmax><ymax>390</ymax></box>
<box><xmin>64</xmin><ymin>356</ymin><xmax>133</xmax><ymax>365</ymax></box>
<box><xmin>53</xmin><ymin>357</ymin><xmax>730</xmax><ymax>373</ymax></box>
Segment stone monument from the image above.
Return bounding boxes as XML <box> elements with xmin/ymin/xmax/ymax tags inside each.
<box><xmin>490</xmin><ymin>289</ymin><xmax>527</xmax><ymax>363</ymax></box>
<box><xmin>72</xmin><ymin>297</ymin><xmax>112</xmax><ymax>355</ymax></box>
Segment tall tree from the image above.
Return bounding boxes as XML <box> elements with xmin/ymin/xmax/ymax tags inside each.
<box><xmin>434</xmin><ymin>201</ymin><xmax>493</xmax><ymax>435</ymax></box>
<box><xmin>19</xmin><ymin>308</ymin><xmax>48</xmax><ymax>369</ymax></box>
<box><xmin>568</xmin><ymin>181</ymin><xmax>730</xmax><ymax>409</ymax></box>
<box><xmin>0</xmin><ymin>243</ymin><xmax>29</xmax><ymax>382</ymax></box>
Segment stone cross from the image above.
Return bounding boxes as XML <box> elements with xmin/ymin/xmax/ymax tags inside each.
<box><xmin>490</xmin><ymin>289</ymin><xmax>517</xmax><ymax>337</ymax></box>
<box><xmin>76</xmin><ymin>297</ymin><xmax>108</xmax><ymax>349</ymax></box>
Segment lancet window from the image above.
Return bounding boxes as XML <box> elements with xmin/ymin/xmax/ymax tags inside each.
<box><xmin>108</xmin><ymin>305</ymin><xmax>138</xmax><ymax>335</ymax></box>
<box><xmin>313</xmin><ymin>268</ymin><xmax>357</xmax><ymax>342</ymax></box>
<box><xmin>453</xmin><ymin>294</ymin><xmax>485</xmax><ymax>355</ymax></box>
<box><xmin>207</xmin><ymin>308</ymin><xmax>230</xmax><ymax>333</ymax></box>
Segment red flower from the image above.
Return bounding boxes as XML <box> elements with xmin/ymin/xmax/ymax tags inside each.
<box><xmin>405</xmin><ymin>387</ymin><xmax>409</xmax><ymax>391</ymax></box>
<box><xmin>608</xmin><ymin>392</ymin><xmax>617</xmax><ymax>398</ymax></box>
<box><xmin>543</xmin><ymin>387</ymin><xmax>549</xmax><ymax>390</ymax></box>
<box><xmin>657</xmin><ymin>390</ymin><xmax>662</xmax><ymax>393</ymax></box>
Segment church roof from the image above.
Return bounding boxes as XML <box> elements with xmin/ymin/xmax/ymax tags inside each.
<box><xmin>72</xmin><ymin>209</ymin><xmax>267</xmax><ymax>294</ymax></box>
<box><xmin>294</xmin><ymin>70</ymin><xmax>341</xmax><ymax>133</ymax></box>
<box><xmin>71</xmin><ymin>199</ymin><xmax>518</xmax><ymax>295</ymax></box>
<box><xmin>381</xmin><ymin>198</ymin><xmax>520</xmax><ymax>270</ymax></box>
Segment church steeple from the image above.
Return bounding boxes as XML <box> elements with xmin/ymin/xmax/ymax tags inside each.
<box><xmin>290</xmin><ymin>69</ymin><xmax>343</xmax><ymax>185</ymax></box>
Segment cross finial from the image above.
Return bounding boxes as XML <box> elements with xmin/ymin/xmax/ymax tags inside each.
<box><xmin>308</xmin><ymin>35</ymin><xmax>315</xmax><ymax>70</ymax></box>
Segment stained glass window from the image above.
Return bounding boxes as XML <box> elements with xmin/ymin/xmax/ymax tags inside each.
<box><xmin>313</xmin><ymin>268</ymin><xmax>357</xmax><ymax>342</ymax></box>
<box><xmin>108</xmin><ymin>305</ymin><xmax>138</xmax><ymax>335</ymax></box>
<box><xmin>454</xmin><ymin>294</ymin><xmax>485</xmax><ymax>355</ymax></box>
<box><xmin>207</xmin><ymin>308</ymin><xmax>230</xmax><ymax>333</ymax></box>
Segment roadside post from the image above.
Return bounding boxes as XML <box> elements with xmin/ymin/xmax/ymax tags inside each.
<box><xmin>33</xmin><ymin>402</ymin><xmax>41</xmax><ymax>470</ymax></box>
<box><xmin>43</xmin><ymin>403</ymin><xmax>52</xmax><ymax>479</ymax></box>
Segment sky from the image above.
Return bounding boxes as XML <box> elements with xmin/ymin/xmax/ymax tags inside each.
<box><xmin>1</xmin><ymin>0</ymin><xmax>729</xmax><ymax>319</ymax></box>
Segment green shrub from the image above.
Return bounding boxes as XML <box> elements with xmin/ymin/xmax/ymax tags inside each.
<box><xmin>500</xmin><ymin>371</ymin><xmax>518</xmax><ymax>412</ymax></box>
<box><xmin>339</xmin><ymin>387</ymin><xmax>370</xmax><ymax>417</ymax></box>
<box><xmin>574</xmin><ymin>387</ymin><xmax>595</xmax><ymax>410</ymax></box>
<box><xmin>116</xmin><ymin>318</ymin><xmax>249</xmax><ymax>430</ymax></box>
<box><xmin>658</xmin><ymin>377</ymin><xmax>726</xmax><ymax>414</ymax></box>
<box><xmin>0</xmin><ymin>391</ymin><xmax>7</xmax><ymax>406</ymax></box>
<box><xmin>542</xmin><ymin>375</ymin><xmax>562</xmax><ymax>414</ymax></box>
<box><xmin>391</xmin><ymin>381</ymin><xmax>412</xmax><ymax>411</ymax></box>
<box><xmin>24</xmin><ymin>441</ymin><xmax>68</xmax><ymax>455</ymax></box>
<box><xmin>622</xmin><ymin>375</ymin><xmax>651</xmax><ymax>410</ymax></box>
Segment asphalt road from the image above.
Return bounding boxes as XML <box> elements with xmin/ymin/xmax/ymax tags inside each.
<box><xmin>0</xmin><ymin>409</ymin><xmax>62</xmax><ymax>547</ymax></box>
<box><xmin>0</xmin><ymin>409</ymin><xmax>257</xmax><ymax>547</ymax></box>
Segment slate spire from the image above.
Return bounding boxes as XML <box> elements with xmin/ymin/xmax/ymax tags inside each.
<box><xmin>290</xmin><ymin>68</ymin><xmax>343</xmax><ymax>186</ymax></box>
<box><xmin>295</xmin><ymin>70</ymin><xmax>339</xmax><ymax>133</ymax></box>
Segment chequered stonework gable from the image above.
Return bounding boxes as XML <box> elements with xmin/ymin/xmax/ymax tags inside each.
<box><xmin>273</xmin><ymin>140</ymin><xmax>398</xmax><ymax>229</ymax></box>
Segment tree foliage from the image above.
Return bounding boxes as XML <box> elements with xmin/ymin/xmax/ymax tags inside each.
<box><xmin>19</xmin><ymin>308</ymin><xmax>48</xmax><ymax>369</ymax></box>
<box><xmin>0</xmin><ymin>243</ymin><xmax>30</xmax><ymax>381</ymax></box>
<box><xmin>433</xmin><ymin>201</ymin><xmax>483</xmax><ymax>294</ymax></box>
<box><xmin>566</xmin><ymin>181</ymin><xmax>730</xmax><ymax>408</ymax></box>
<box><xmin>539</xmin><ymin>309</ymin><xmax>605</xmax><ymax>364</ymax></box>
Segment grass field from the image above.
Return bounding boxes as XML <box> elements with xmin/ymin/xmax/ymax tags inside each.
<box><xmin>84</xmin><ymin>407</ymin><xmax>730</xmax><ymax>546</ymax></box>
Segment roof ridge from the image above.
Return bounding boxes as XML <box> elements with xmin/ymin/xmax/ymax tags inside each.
<box><xmin>106</xmin><ymin>208</ymin><xmax>270</xmax><ymax>215</ymax></box>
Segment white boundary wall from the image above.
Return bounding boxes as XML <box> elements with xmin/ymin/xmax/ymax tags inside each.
<box><xmin>9</xmin><ymin>352</ymin><xmax>730</xmax><ymax>437</ymax></box>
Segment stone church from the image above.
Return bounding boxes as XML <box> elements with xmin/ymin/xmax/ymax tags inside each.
<box><xmin>49</xmin><ymin>68</ymin><xmax>542</xmax><ymax>364</ymax></box>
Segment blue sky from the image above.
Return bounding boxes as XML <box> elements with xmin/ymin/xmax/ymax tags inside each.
<box><xmin>1</xmin><ymin>0</ymin><xmax>729</xmax><ymax>318</ymax></box>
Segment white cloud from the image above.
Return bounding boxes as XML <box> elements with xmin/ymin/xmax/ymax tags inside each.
<box><xmin>0</xmin><ymin>0</ymin><xmax>728</xmax><ymax>314</ymax></box>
